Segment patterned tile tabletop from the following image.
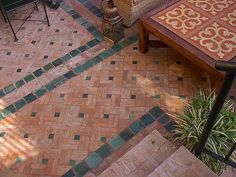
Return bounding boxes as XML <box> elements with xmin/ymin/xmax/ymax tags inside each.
<box><xmin>151</xmin><ymin>0</ymin><xmax>236</xmax><ymax>61</ymax></box>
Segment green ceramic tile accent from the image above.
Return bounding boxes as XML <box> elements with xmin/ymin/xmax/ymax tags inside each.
<box><xmin>100</xmin><ymin>136</ymin><xmax>106</xmax><ymax>142</ymax></box>
<box><xmin>74</xmin><ymin>135</ymin><xmax>80</xmax><ymax>140</ymax></box>
<box><xmin>1</xmin><ymin>108</ymin><xmax>11</xmax><ymax>117</ymax></box>
<box><xmin>45</xmin><ymin>82</ymin><xmax>56</xmax><ymax>91</ymax></box>
<box><xmin>158</xmin><ymin>114</ymin><xmax>170</xmax><ymax>124</ymax></box>
<box><xmin>111</xmin><ymin>44</ymin><xmax>123</xmax><ymax>52</ymax></box>
<box><xmin>4</xmin><ymin>84</ymin><xmax>16</xmax><ymax>94</ymax></box>
<box><xmin>155</xmin><ymin>60</ymin><xmax>160</xmax><ymax>64</ymax></box>
<box><xmin>16</xmin><ymin>157</ymin><xmax>22</xmax><ymax>163</ymax></box>
<box><xmin>153</xmin><ymin>95</ymin><xmax>161</xmax><ymax>99</ymax></box>
<box><xmin>96</xmin><ymin>143</ymin><xmax>113</xmax><ymax>158</ymax></box>
<box><xmin>14</xmin><ymin>99</ymin><xmax>26</xmax><ymax>110</ymax></box>
<box><xmin>119</xmin><ymin>128</ymin><xmax>134</xmax><ymax>141</ymax></box>
<box><xmin>31</xmin><ymin>112</ymin><xmax>36</xmax><ymax>117</ymax></box>
<box><xmin>52</xmin><ymin>58</ymin><xmax>63</xmax><ymax>67</ymax></box>
<box><xmin>119</xmin><ymin>39</ymin><xmax>131</xmax><ymax>47</ymax></box>
<box><xmin>78</xmin><ymin>45</ymin><xmax>89</xmax><ymax>52</ymax></box>
<box><xmin>129</xmin><ymin>121</ymin><xmax>144</xmax><ymax>134</ymax></box>
<box><xmin>99</xmin><ymin>50</ymin><xmax>113</xmax><ymax>59</ymax></box>
<box><xmin>179</xmin><ymin>95</ymin><xmax>186</xmax><ymax>99</ymax></box>
<box><xmin>69</xmin><ymin>159</ymin><xmax>76</xmax><ymax>166</ymax></box>
<box><xmin>103</xmin><ymin>114</ymin><xmax>109</xmax><ymax>119</ymax></box>
<box><xmin>164</xmin><ymin>121</ymin><xmax>176</xmax><ymax>132</ymax></box>
<box><xmin>72</xmin><ymin>13</ymin><xmax>80</xmax><ymax>19</ymax></box>
<box><xmin>0</xmin><ymin>89</ymin><xmax>5</xmax><ymax>97</ymax></box>
<box><xmin>81</xmin><ymin>61</ymin><xmax>93</xmax><ymax>70</ymax></box>
<box><xmin>0</xmin><ymin>132</ymin><xmax>5</xmax><ymax>137</ymax></box>
<box><xmin>78</xmin><ymin>112</ymin><xmax>84</xmax><ymax>118</ymax></box>
<box><xmin>140</xmin><ymin>114</ymin><xmax>155</xmax><ymax>126</ymax></box>
<box><xmin>15</xmin><ymin>80</ymin><xmax>25</xmax><ymax>88</ymax></box>
<box><xmin>48</xmin><ymin>133</ymin><xmax>54</xmax><ymax>139</ymax></box>
<box><xmin>87</xmin><ymin>26</ymin><xmax>96</xmax><ymax>33</ymax></box>
<box><xmin>85</xmin><ymin>76</ymin><xmax>92</xmax><ymax>81</ymax></box>
<box><xmin>24</xmin><ymin>93</ymin><xmax>37</xmax><ymax>103</ymax></box>
<box><xmin>64</xmin><ymin>71</ymin><xmax>76</xmax><ymax>79</ymax></box>
<box><xmin>24</xmin><ymin>74</ymin><xmax>35</xmax><ymax>82</ymax></box>
<box><xmin>108</xmin><ymin>136</ymin><xmax>125</xmax><ymax>150</ymax></box>
<box><xmin>54</xmin><ymin>112</ymin><xmax>60</xmax><ymax>117</ymax></box>
<box><xmin>35</xmin><ymin>87</ymin><xmax>47</xmax><ymax>97</ymax></box>
<box><xmin>61</xmin><ymin>54</ymin><xmax>71</xmax><ymax>62</ymax></box>
<box><xmin>24</xmin><ymin>133</ymin><xmax>29</xmax><ymax>138</ymax></box>
<box><xmin>92</xmin><ymin>31</ymin><xmax>103</xmax><ymax>41</ymax></box>
<box><xmin>154</xmin><ymin>76</ymin><xmax>160</xmax><ymax>81</ymax></box>
<box><xmin>87</xmin><ymin>39</ymin><xmax>99</xmax><ymax>48</ymax></box>
<box><xmin>127</xmin><ymin>34</ymin><xmax>138</xmax><ymax>42</ymax></box>
<box><xmin>43</xmin><ymin>63</ymin><xmax>54</xmax><ymax>71</ymax></box>
<box><xmin>148</xmin><ymin>106</ymin><xmax>164</xmax><ymax>119</ymax></box>
<box><xmin>91</xmin><ymin>56</ymin><xmax>102</xmax><ymax>64</ymax></box>
<box><xmin>76</xmin><ymin>17</ymin><xmax>86</xmax><ymax>25</ymax></box>
<box><xmin>0</xmin><ymin>113</ymin><xmax>4</xmax><ymax>120</ymax></box>
<box><xmin>62</xmin><ymin>169</ymin><xmax>75</xmax><ymax>177</ymax></box>
<box><xmin>42</xmin><ymin>158</ymin><xmax>48</xmax><ymax>164</ymax></box>
<box><xmin>70</xmin><ymin>49</ymin><xmax>80</xmax><ymax>57</ymax></box>
<box><xmin>85</xmin><ymin>152</ymin><xmax>103</xmax><ymax>168</ymax></box>
<box><xmin>128</xmin><ymin>114</ymin><xmax>135</xmax><ymax>120</ymax></box>
<box><xmin>52</xmin><ymin>76</ymin><xmax>67</xmax><ymax>87</ymax></box>
<box><xmin>33</xmin><ymin>68</ymin><xmax>44</xmax><ymax>77</ymax></box>
<box><xmin>5</xmin><ymin>104</ymin><xmax>16</xmax><ymax>114</ymax></box>
<box><xmin>73</xmin><ymin>65</ymin><xmax>84</xmax><ymax>74</ymax></box>
<box><xmin>74</xmin><ymin>161</ymin><xmax>90</xmax><ymax>176</ymax></box>
<box><xmin>106</xmin><ymin>94</ymin><xmax>112</xmax><ymax>98</ymax></box>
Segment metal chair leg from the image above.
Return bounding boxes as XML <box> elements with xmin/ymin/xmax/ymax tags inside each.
<box><xmin>0</xmin><ymin>7</ymin><xmax>7</xmax><ymax>23</ymax></box>
<box><xmin>42</xmin><ymin>0</ymin><xmax>50</xmax><ymax>26</ymax></box>
<box><xmin>4</xmin><ymin>11</ymin><xmax>18</xmax><ymax>41</ymax></box>
<box><xmin>34</xmin><ymin>2</ymin><xmax>39</xmax><ymax>11</ymax></box>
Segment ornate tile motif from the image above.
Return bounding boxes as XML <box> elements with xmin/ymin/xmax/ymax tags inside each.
<box><xmin>151</xmin><ymin>0</ymin><xmax>236</xmax><ymax>61</ymax></box>
<box><xmin>158</xmin><ymin>4</ymin><xmax>208</xmax><ymax>34</ymax></box>
<box><xmin>221</xmin><ymin>9</ymin><xmax>236</xmax><ymax>27</ymax></box>
<box><xmin>191</xmin><ymin>22</ymin><xmax>236</xmax><ymax>59</ymax></box>
<box><xmin>187</xmin><ymin>0</ymin><xmax>235</xmax><ymax>15</ymax></box>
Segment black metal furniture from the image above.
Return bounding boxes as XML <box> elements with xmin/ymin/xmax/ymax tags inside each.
<box><xmin>0</xmin><ymin>0</ymin><xmax>50</xmax><ymax>41</ymax></box>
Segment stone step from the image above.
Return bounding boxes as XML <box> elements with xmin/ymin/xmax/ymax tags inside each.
<box><xmin>147</xmin><ymin>146</ymin><xmax>218</xmax><ymax>177</ymax></box>
<box><xmin>98</xmin><ymin>130</ymin><xmax>176</xmax><ymax>177</ymax></box>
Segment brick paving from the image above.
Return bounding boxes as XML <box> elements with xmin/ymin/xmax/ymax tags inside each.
<box><xmin>0</xmin><ymin>0</ymin><xmax>234</xmax><ymax>177</ymax></box>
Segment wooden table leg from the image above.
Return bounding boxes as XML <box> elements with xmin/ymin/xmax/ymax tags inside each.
<box><xmin>139</xmin><ymin>21</ymin><xmax>149</xmax><ymax>53</ymax></box>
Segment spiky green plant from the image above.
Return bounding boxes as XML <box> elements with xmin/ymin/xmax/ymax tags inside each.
<box><xmin>175</xmin><ymin>91</ymin><xmax>236</xmax><ymax>175</ymax></box>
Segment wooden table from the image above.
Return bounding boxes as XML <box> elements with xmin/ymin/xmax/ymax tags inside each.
<box><xmin>139</xmin><ymin>0</ymin><xmax>236</xmax><ymax>85</ymax></box>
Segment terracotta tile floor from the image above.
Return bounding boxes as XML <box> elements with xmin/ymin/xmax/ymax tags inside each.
<box><xmin>0</xmin><ymin>0</ymin><xmax>233</xmax><ymax>177</ymax></box>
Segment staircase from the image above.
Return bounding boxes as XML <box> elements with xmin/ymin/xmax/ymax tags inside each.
<box><xmin>96</xmin><ymin>130</ymin><xmax>218</xmax><ymax>177</ymax></box>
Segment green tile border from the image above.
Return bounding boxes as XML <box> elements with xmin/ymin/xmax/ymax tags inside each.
<box><xmin>62</xmin><ymin>106</ymin><xmax>176</xmax><ymax>177</ymax></box>
<box><xmin>60</xmin><ymin>2</ymin><xmax>103</xmax><ymax>41</ymax></box>
<box><xmin>0</xmin><ymin>39</ymin><xmax>101</xmax><ymax>98</ymax></box>
<box><xmin>76</xmin><ymin>0</ymin><xmax>103</xmax><ymax>18</ymax></box>
<box><xmin>0</xmin><ymin>2</ymin><xmax>103</xmax><ymax>99</ymax></box>
<box><xmin>0</xmin><ymin>34</ymin><xmax>138</xmax><ymax>121</ymax></box>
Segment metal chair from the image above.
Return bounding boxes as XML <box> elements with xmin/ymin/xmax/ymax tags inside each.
<box><xmin>0</xmin><ymin>0</ymin><xmax>50</xmax><ymax>41</ymax></box>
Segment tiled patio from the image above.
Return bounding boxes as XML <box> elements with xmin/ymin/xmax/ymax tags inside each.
<box><xmin>0</xmin><ymin>0</ymin><xmax>234</xmax><ymax>177</ymax></box>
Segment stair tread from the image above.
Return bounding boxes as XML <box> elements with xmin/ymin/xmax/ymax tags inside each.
<box><xmin>98</xmin><ymin>130</ymin><xmax>176</xmax><ymax>177</ymax></box>
<box><xmin>147</xmin><ymin>146</ymin><xmax>218</xmax><ymax>177</ymax></box>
